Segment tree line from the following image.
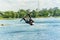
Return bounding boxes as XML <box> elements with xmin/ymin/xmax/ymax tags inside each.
<box><xmin>0</xmin><ymin>7</ymin><xmax>60</xmax><ymax>18</ymax></box>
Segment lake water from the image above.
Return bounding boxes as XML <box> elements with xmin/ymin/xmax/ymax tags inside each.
<box><xmin>0</xmin><ymin>18</ymin><xmax>60</xmax><ymax>40</ymax></box>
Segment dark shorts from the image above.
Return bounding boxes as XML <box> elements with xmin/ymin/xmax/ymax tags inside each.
<box><xmin>25</xmin><ymin>20</ymin><xmax>34</xmax><ymax>25</ymax></box>
<box><xmin>25</xmin><ymin>21</ymin><xmax>29</xmax><ymax>23</ymax></box>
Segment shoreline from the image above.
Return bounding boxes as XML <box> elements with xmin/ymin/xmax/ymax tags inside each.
<box><xmin>0</xmin><ymin>17</ymin><xmax>60</xmax><ymax>20</ymax></box>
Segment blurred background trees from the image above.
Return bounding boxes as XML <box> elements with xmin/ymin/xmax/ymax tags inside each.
<box><xmin>0</xmin><ymin>7</ymin><xmax>60</xmax><ymax>18</ymax></box>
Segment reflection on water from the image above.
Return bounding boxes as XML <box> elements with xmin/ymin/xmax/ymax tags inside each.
<box><xmin>0</xmin><ymin>18</ymin><xmax>60</xmax><ymax>40</ymax></box>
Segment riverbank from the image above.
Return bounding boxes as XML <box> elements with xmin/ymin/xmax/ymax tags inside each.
<box><xmin>0</xmin><ymin>17</ymin><xmax>60</xmax><ymax>20</ymax></box>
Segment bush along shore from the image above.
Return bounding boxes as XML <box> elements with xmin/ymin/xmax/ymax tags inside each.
<box><xmin>0</xmin><ymin>7</ymin><xmax>60</xmax><ymax>19</ymax></box>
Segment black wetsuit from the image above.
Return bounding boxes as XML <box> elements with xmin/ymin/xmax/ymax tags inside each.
<box><xmin>23</xmin><ymin>14</ymin><xmax>34</xmax><ymax>25</ymax></box>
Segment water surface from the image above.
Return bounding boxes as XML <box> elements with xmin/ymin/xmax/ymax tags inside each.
<box><xmin>0</xmin><ymin>18</ymin><xmax>60</xmax><ymax>40</ymax></box>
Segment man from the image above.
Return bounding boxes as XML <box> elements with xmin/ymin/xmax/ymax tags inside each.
<box><xmin>22</xmin><ymin>13</ymin><xmax>34</xmax><ymax>25</ymax></box>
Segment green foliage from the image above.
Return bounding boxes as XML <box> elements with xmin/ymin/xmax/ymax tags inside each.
<box><xmin>0</xmin><ymin>7</ymin><xmax>60</xmax><ymax>18</ymax></box>
<box><xmin>39</xmin><ymin>9</ymin><xmax>49</xmax><ymax>17</ymax></box>
<box><xmin>17</xmin><ymin>9</ymin><xmax>26</xmax><ymax>18</ymax></box>
<box><xmin>31</xmin><ymin>10</ymin><xmax>39</xmax><ymax>18</ymax></box>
